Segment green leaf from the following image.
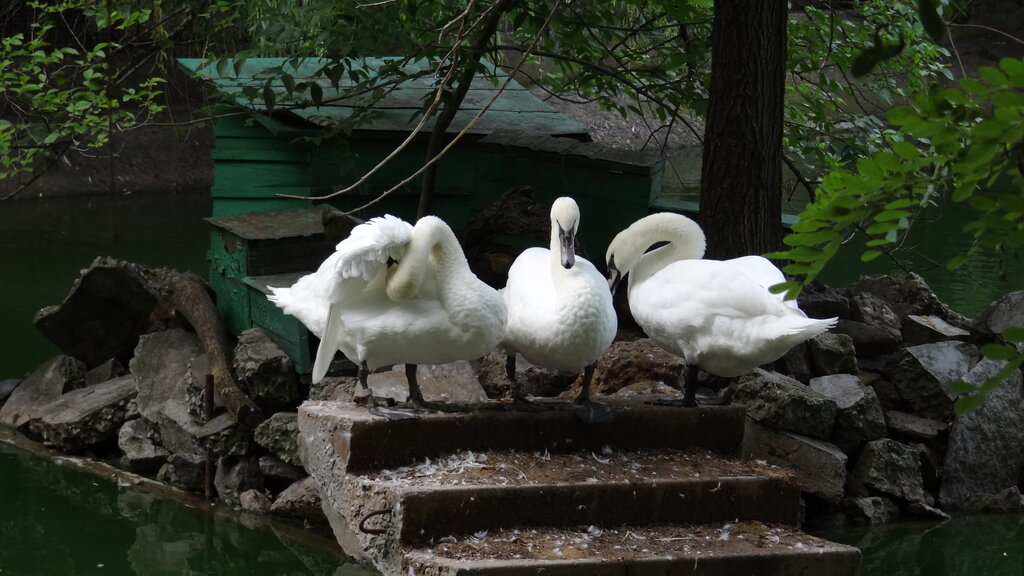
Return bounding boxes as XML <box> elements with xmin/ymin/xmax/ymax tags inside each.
<box><xmin>959</xmin><ymin>77</ymin><xmax>987</xmax><ymax>95</ymax></box>
<box><xmin>861</xmin><ymin>249</ymin><xmax>883</xmax><ymax>262</ymax></box>
<box><xmin>1002</xmin><ymin>327</ymin><xmax>1024</xmax><ymax>342</ymax></box>
<box><xmin>262</xmin><ymin>85</ymin><xmax>276</xmax><ymax>111</ymax></box>
<box><xmin>947</xmin><ymin>253</ymin><xmax>969</xmax><ymax>269</ymax></box>
<box><xmin>980</xmin><ymin>66</ymin><xmax>1009</xmax><ymax>86</ymax></box>
<box><xmin>955</xmin><ymin>394</ymin><xmax>984</xmax><ymax>415</ymax></box>
<box><xmin>980</xmin><ymin>343</ymin><xmax>1018</xmax><ymax>360</ymax></box>
<box><xmin>947</xmin><ymin>380</ymin><xmax>978</xmax><ymax>395</ymax></box>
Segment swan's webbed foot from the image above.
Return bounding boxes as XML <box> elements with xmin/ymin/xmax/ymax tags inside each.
<box><xmin>368</xmin><ymin>402</ymin><xmax>420</xmax><ymax>420</ymax></box>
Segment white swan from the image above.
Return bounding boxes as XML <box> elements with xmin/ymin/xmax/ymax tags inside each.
<box><xmin>501</xmin><ymin>197</ymin><xmax>618</xmax><ymax>422</ymax></box>
<box><xmin>269</xmin><ymin>214</ymin><xmax>507</xmax><ymax>417</ymax></box>
<box><xmin>605</xmin><ymin>212</ymin><xmax>837</xmax><ymax>406</ymax></box>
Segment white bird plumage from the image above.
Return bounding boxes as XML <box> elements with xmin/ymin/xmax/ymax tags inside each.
<box><xmin>606</xmin><ymin>212</ymin><xmax>837</xmax><ymax>406</ymax></box>
<box><xmin>269</xmin><ymin>214</ymin><xmax>507</xmax><ymax>416</ymax></box>
<box><xmin>501</xmin><ymin>197</ymin><xmax>617</xmax><ymax>421</ymax></box>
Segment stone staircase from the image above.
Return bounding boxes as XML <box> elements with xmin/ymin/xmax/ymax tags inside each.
<box><xmin>297</xmin><ymin>399</ymin><xmax>861</xmax><ymax>575</ymax></box>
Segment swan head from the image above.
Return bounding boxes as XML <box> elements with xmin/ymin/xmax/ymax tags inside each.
<box><xmin>551</xmin><ymin>197</ymin><xmax>580</xmax><ymax>269</ymax></box>
<box><xmin>605</xmin><ymin>212</ymin><xmax>707</xmax><ymax>295</ymax></box>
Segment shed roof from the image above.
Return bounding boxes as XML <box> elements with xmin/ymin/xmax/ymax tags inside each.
<box><xmin>177</xmin><ymin>57</ymin><xmax>587</xmax><ymax>138</ymax></box>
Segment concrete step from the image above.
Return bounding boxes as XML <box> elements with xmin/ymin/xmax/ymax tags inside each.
<box><xmin>347</xmin><ymin>448</ymin><xmax>801</xmax><ymax>546</ymax></box>
<box><xmin>296</xmin><ymin>398</ymin><xmax>861</xmax><ymax>576</ymax></box>
<box><xmin>299</xmin><ymin>399</ymin><xmax>747</xmax><ymax>474</ymax></box>
<box><xmin>403</xmin><ymin>522</ymin><xmax>861</xmax><ymax>576</ymax></box>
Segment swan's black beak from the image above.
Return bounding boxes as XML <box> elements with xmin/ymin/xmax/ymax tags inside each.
<box><xmin>558</xmin><ymin>223</ymin><xmax>576</xmax><ymax>269</ymax></box>
<box><xmin>607</xmin><ymin>257</ymin><xmax>622</xmax><ymax>296</ymax></box>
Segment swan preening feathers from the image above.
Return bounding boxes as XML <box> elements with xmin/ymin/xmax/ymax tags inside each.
<box><xmin>500</xmin><ymin>197</ymin><xmax>618</xmax><ymax>422</ymax></box>
<box><xmin>606</xmin><ymin>212</ymin><xmax>838</xmax><ymax>406</ymax></box>
<box><xmin>269</xmin><ymin>214</ymin><xmax>507</xmax><ymax>418</ymax></box>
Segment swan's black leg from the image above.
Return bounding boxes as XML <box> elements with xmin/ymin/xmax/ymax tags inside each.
<box><xmin>405</xmin><ymin>363</ymin><xmax>426</xmax><ymax>407</ymax></box>
<box><xmin>570</xmin><ymin>363</ymin><xmax>614</xmax><ymax>424</ymax></box>
<box><xmin>362</xmin><ymin>361</ymin><xmax>417</xmax><ymax>420</ymax></box>
<box><xmin>681</xmin><ymin>363</ymin><xmax>699</xmax><ymax>407</ymax></box>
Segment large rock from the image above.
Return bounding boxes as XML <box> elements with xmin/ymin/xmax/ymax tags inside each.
<box><xmin>833</xmin><ymin>320</ymin><xmax>900</xmax><ymax>357</ymax></box>
<box><xmin>0</xmin><ymin>378</ymin><xmax>19</xmax><ymax>406</ymax></box>
<box><xmin>367</xmin><ymin>362</ymin><xmax>489</xmax><ymax>404</ymax></box>
<box><xmin>902</xmin><ymin>315</ymin><xmax>970</xmax><ymax>347</ymax></box>
<box><xmin>118</xmin><ymin>418</ymin><xmax>170</xmax><ymax>474</ymax></box>
<box><xmin>259</xmin><ymin>455</ymin><xmax>306</xmax><ymax>491</ymax></box>
<box><xmin>733</xmin><ymin>369</ymin><xmax>837</xmax><ymax>440</ymax></box>
<box><xmin>972</xmin><ymin>291</ymin><xmax>1024</xmax><ymax>349</ymax></box>
<box><xmin>270</xmin><ymin>476</ymin><xmax>328</xmax><ymax>524</ymax></box>
<box><xmin>939</xmin><ymin>357</ymin><xmax>1024</xmax><ymax>510</ymax></box>
<box><xmin>848</xmin><ymin>438</ymin><xmax>925</xmax><ymax>503</ymax></box>
<box><xmin>810</xmin><ymin>374</ymin><xmax>886</xmax><ymax>453</ymax></box>
<box><xmin>478</xmin><ymin>350</ymin><xmax>578</xmax><ymax>400</ymax></box>
<box><xmin>132</xmin><ymin>329</ymin><xmax>203</xmax><ymax>423</ymax></box>
<box><xmin>131</xmin><ymin>329</ymin><xmax>250</xmax><ymax>461</ymax></box>
<box><xmin>808</xmin><ymin>332</ymin><xmax>858</xmax><ymax>376</ymax></box>
<box><xmin>796</xmin><ymin>283</ymin><xmax>851</xmax><ymax>321</ymax></box>
<box><xmin>254</xmin><ymin>412</ymin><xmax>302</xmax><ymax>467</ymax></box>
<box><xmin>884</xmin><ymin>410</ymin><xmax>948</xmax><ymax>443</ymax></box>
<box><xmin>960</xmin><ymin>486</ymin><xmax>1024</xmax><ymax>513</ymax></box>
<box><xmin>742</xmin><ymin>418</ymin><xmax>847</xmax><ymax>503</ymax></box>
<box><xmin>849</xmin><ymin>292</ymin><xmax>902</xmax><ymax>344</ymax></box>
<box><xmin>214</xmin><ymin>456</ymin><xmax>264</xmax><ymax>504</ymax></box>
<box><xmin>27</xmin><ymin>375</ymin><xmax>138</xmax><ymax>453</ymax></box>
<box><xmin>847</xmin><ymin>272</ymin><xmax>951</xmax><ymax>320</ymax></box>
<box><xmin>234</xmin><ymin>328</ymin><xmax>301</xmax><ymax>414</ymax></box>
<box><xmin>32</xmin><ymin>257</ymin><xmax>180</xmax><ymax>367</ymax></box>
<box><xmin>589</xmin><ymin>338</ymin><xmax>686</xmax><ymax>395</ymax></box>
<box><xmin>886</xmin><ymin>341</ymin><xmax>979</xmax><ymax>420</ymax></box>
<box><xmin>0</xmin><ymin>355</ymin><xmax>85</xmax><ymax>427</ymax></box>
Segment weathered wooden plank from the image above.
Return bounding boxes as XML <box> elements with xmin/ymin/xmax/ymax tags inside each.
<box><xmin>291</xmin><ymin>107</ymin><xmax>584</xmax><ymax>136</ymax></box>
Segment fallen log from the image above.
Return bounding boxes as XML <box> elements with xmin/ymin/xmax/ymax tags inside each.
<box><xmin>170</xmin><ymin>274</ymin><xmax>263</xmax><ymax>430</ymax></box>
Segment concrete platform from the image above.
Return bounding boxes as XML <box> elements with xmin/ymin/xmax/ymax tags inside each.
<box><xmin>301</xmin><ymin>399</ymin><xmax>747</xmax><ymax>473</ymax></box>
<box><xmin>404</xmin><ymin>522</ymin><xmax>862</xmax><ymax>576</ymax></box>
<box><xmin>296</xmin><ymin>398</ymin><xmax>862</xmax><ymax>576</ymax></box>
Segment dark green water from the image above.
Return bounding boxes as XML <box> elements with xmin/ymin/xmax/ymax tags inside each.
<box><xmin>0</xmin><ymin>191</ymin><xmax>211</xmax><ymax>379</ymax></box>
<box><xmin>0</xmin><ymin>441</ymin><xmax>369</xmax><ymax>576</ymax></box>
<box><xmin>812</xmin><ymin>515</ymin><xmax>1024</xmax><ymax>576</ymax></box>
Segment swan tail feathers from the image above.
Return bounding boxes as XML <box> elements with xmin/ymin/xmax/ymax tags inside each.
<box><xmin>312</xmin><ymin>303</ymin><xmax>345</xmax><ymax>384</ymax></box>
<box><xmin>775</xmin><ymin>315</ymin><xmax>838</xmax><ymax>341</ymax></box>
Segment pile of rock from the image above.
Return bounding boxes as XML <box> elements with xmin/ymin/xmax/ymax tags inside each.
<box><xmin>734</xmin><ymin>274</ymin><xmax>1024</xmax><ymax>526</ymax></box>
<box><xmin>1</xmin><ymin>256</ymin><xmax>1021</xmax><ymax>531</ymax></box>
<box><xmin>0</xmin><ymin>257</ymin><xmax>327</xmax><ymax>527</ymax></box>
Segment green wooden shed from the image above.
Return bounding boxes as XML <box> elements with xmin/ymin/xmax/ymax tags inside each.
<box><xmin>180</xmin><ymin>57</ymin><xmax>665</xmax><ymax>373</ymax></box>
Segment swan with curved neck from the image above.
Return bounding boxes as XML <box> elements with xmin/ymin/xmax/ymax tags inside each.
<box><xmin>270</xmin><ymin>214</ymin><xmax>507</xmax><ymax>417</ymax></box>
<box><xmin>501</xmin><ymin>197</ymin><xmax>617</xmax><ymax>423</ymax></box>
<box><xmin>606</xmin><ymin>212</ymin><xmax>837</xmax><ymax>406</ymax></box>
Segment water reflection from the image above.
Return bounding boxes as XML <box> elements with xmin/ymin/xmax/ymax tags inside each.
<box><xmin>0</xmin><ymin>191</ymin><xmax>210</xmax><ymax>379</ymax></box>
<box><xmin>814</xmin><ymin>515</ymin><xmax>1024</xmax><ymax>576</ymax></box>
<box><xmin>0</xmin><ymin>442</ymin><xmax>373</xmax><ymax>576</ymax></box>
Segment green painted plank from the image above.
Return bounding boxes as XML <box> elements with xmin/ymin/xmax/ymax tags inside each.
<box><xmin>211</xmin><ymin>198</ymin><xmax>316</xmax><ymax>217</ymax></box>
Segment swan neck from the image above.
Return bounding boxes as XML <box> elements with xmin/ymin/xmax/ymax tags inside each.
<box><xmin>631</xmin><ymin>215</ymin><xmax>706</xmax><ymax>284</ymax></box>
<box><xmin>387</xmin><ymin>217</ymin><xmax>466</xmax><ymax>301</ymax></box>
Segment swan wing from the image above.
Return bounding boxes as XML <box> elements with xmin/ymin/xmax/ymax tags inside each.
<box><xmin>724</xmin><ymin>255</ymin><xmax>798</xmax><ymax>309</ymax></box>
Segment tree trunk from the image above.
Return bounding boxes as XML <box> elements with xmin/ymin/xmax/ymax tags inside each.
<box><xmin>417</xmin><ymin>0</ymin><xmax>512</xmax><ymax>219</ymax></box>
<box><xmin>170</xmin><ymin>274</ymin><xmax>263</xmax><ymax>430</ymax></box>
<box><xmin>699</xmin><ymin>0</ymin><xmax>787</xmax><ymax>259</ymax></box>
